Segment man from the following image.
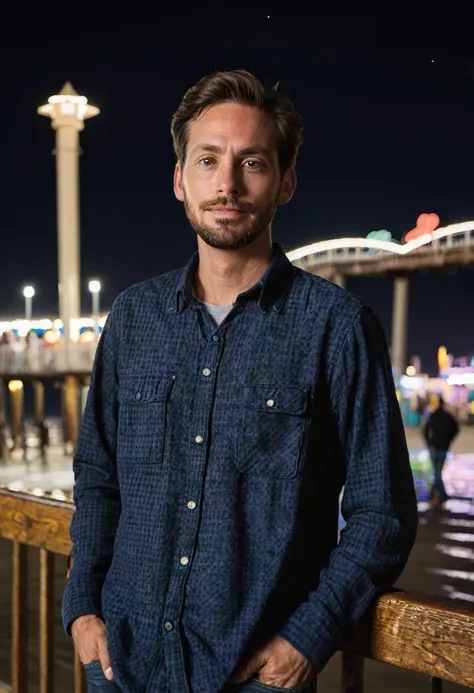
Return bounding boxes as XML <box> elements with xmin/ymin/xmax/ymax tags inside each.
<box><xmin>424</xmin><ymin>397</ymin><xmax>459</xmax><ymax>506</ymax></box>
<box><xmin>64</xmin><ymin>70</ymin><xmax>418</xmax><ymax>693</ymax></box>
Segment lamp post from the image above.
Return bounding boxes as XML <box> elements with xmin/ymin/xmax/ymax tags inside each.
<box><xmin>88</xmin><ymin>279</ymin><xmax>101</xmax><ymax>317</ymax></box>
<box><xmin>23</xmin><ymin>285</ymin><xmax>35</xmax><ymax>320</ymax></box>
<box><xmin>38</xmin><ymin>82</ymin><xmax>100</xmax><ymax>345</ymax></box>
<box><xmin>38</xmin><ymin>83</ymin><xmax>99</xmax><ymax>453</ymax></box>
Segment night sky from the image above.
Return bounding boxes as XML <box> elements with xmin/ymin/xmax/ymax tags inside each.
<box><xmin>1</xmin><ymin>13</ymin><xmax>473</xmax><ymax>374</ymax></box>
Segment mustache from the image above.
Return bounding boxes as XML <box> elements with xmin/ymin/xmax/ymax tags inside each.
<box><xmin>200</xmin><ymin>198</ymin><xmax>255</xmax><ymax>213</ymax></box>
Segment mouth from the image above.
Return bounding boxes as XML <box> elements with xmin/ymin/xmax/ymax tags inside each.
<box><xmin>209</xmin><ymin>207</ymin><xmax>246</xmax><ymax>218</ymax></box>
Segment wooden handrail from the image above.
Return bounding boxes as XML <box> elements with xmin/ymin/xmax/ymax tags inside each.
<box><xmin>0</xmin><ymin>489</ymin><xmax>73</xmax><ymax>555</ymax></box>
<box><xmin>1</xmin><ymin>488</ymin><xmax>474</xmax><ymax>691</ymax></box>
<box><xmin>345</xmin><ymin>591</ymin><xmax>474</xmax><ymax>690</ymax></box>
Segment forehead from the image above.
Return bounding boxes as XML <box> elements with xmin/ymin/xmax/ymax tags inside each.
<box><xmin>186</xmin><ymin>102</ymin><xmax>277</xmax><ymax>156</ymax></box>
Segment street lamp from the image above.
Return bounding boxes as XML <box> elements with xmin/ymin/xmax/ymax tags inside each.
<box><xmin>23</xmin><ymin>286</ymin><xmax>35</xmax><ymax>320</ymax></box>
<box><xmin>88</xmin><ymin>280</ymin><xmax>101</xmax><ymax>317</ymax></box>
<box><xmin>38</xmin><ymin>82</ymin><xmax>100</xmax><ymax>344</ymax></box>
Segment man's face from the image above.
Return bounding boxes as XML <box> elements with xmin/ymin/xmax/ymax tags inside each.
<box><xmin>174</xmin><ymin>102</ymin><xmax>295</xmax><ymax>251</ymax></box>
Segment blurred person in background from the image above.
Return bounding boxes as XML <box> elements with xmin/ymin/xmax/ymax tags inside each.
<box><xmin>424</xmin><ymin>397</ymin><xmax>459</xmax><ymax>507</ymax></box>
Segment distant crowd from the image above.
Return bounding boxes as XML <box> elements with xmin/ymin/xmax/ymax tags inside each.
<box><xmin>0</xmin><ymin>328</ymin><xmax>98</xmax><ymax>374</ymax></box>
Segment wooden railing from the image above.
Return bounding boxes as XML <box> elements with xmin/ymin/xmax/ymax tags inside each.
<box><xmin>1</xmin><ymin>488</ymin><xmax>474</xmax><ymax>692</ymax></box>
<box><xmin>342</xmin><ymin>592</ymin><xmax>474</xmax><ymax>691</ymax></box>
<box><xmin>0</xmin><ymin>489</ymin><xmax>80</xmax><ymax>693</ymax></box>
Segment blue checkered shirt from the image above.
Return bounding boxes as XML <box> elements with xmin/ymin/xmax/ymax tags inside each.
<box><xmin>63</xmin><ymin>244</ymin><xmax>418</xmax><ymax>692</ymax></box>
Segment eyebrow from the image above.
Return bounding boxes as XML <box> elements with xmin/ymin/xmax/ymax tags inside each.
<box><xmin>190</xmin><ymin>144</ymin><xmax>271</xmax><ymax>159</ymax></box>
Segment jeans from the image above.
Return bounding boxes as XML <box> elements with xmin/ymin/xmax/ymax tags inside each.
<box><xmin>83</xmin><ymin>661</ymin><xmax>315</xmax><ymax>693</ymax></box>
<box><xmin>83</xmin><ymin>660</ymin><xmax>121</xmax><ymax>692</ymax></box>
<box><xmin>429</xmin><ymin>447</ymin><xmax>449</xmax><ymax>503</ymax></box>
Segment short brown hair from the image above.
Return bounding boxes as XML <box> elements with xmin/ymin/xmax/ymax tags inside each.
<box><xmin>171</xmin><ymin>70</ymin><xmax>303</xmax><ymax>173</ymax></box>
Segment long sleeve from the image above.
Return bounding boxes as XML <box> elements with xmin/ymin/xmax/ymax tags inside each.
<box><xmin>62</xmin><ymin>306</ymin><xmax>121</xmax><ymax>635</ymax></box>
<box><xmin>451</xmin><ymin>414</ymin><xmax>460</xmax><ymax>439</ymax></box>
<box><xmin>279</xmin><ymin>306</ymin><xmax>418</xmax><ymax>673</ymax></box>
<box><xmin>423</xmin><ymin>415</ymin><xmax>433</xmax><ymax>444</ymax></box>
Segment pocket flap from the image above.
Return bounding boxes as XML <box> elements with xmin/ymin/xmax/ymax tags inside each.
<box><xmin>244</xmin><ymin>385</ymin><xmax>308</xmax><ymax>416</ymax></box>
<box><xmin>118</xmin><ymin>374</ymin><xmax>176</xmax><ymax>404</ymax></box>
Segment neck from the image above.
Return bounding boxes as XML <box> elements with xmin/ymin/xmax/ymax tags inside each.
<box><xmin>194</xmin><ymin>232</ymin><xmax>273</xmax><ymax>306</ymax></box>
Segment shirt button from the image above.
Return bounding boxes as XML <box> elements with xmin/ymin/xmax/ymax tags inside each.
<box><xmin>187</xmin><ymin>500</ymin><xmax>197</xmax><ymax>510</ymax></box>
<box><xmin>195</xmin><ymin>435</ymin><xmax>204</xmax><ymax>444</ymax></box>
<box><xmin>164</xmin><ymin>621</ymin><xmax>173</xmax><ymax>632</ymax></box>
<box><xmin>266</xmin><ymin>399</ymin><xmax>275</xmax><ymax>408</ymax></box>
<box><xmin>212</xmin><ymin>335</ymin><xmax>219</xmax><ymax>342</ymax></box>
<box><xmin>135</xmin><ymin>392</ymin><xmax>142</xmax><ymax>401</ymax></box>
<box><xmin>180</xmin><ymin>556</ymin><xmax>189</xmax><ymax>566</ymax></box>
<box><xmin>202</xmin><ymin>368</ymin><xmax>211</xmax><ymax>377</ymax></box>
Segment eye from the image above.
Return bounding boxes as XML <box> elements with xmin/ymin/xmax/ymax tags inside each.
<box><xmin>199</xmin><ymin>157</ymin><xmax>215</xmax><ymax>167</ymax></box>
<box><xmin>243</xmin><ymin>160</ymin><xmax>263</xmax><ymax>170</ymax></box>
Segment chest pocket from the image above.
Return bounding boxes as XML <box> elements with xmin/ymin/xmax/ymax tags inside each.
<box><xmin>236</xmin><ymin>385</ymin><xmax>309</xmax><ymax>479</ymax></box>
<box><xmin>117</xmin><ymin>375</ymin><xmax>175</xmax><ymax>465</ymax></box>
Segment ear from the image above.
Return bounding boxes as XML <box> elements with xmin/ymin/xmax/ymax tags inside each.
<box><xmin>173</xmin><ymin>163</ymin><xmax>185</xmax><ymax>202</ymax></box>
<box><xmin>278</xmin><ymin>167</ymin><xmax>296</xmax><ymax>205</ymax></box>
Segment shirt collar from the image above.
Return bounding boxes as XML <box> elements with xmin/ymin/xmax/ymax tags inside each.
<box><xmin>174</xmin><ymin>243</ymin><xmax>294</xmax><ymax>315</ymax></box>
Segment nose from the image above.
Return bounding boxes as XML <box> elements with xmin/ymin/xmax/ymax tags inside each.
<box><xmin>216</xmin><ymin>161</ymin><xmax>242</xmax><ymax>197</ymax></box>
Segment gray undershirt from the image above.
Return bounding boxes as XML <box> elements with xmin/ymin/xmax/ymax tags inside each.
<box><xmin>199</xmin><ymin>300</ymin><xmax>234</xmax><ymax>327</ymax></box>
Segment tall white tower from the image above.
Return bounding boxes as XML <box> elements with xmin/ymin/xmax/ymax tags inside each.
<box><xmin>38</xmin><ymin>82</ymin><xmax>100</xmax><ymax>345</ymax></box>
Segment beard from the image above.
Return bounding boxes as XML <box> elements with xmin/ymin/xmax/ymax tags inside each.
<box><xmin>184</xmin><ymin>193</ymin><xmax>279</xmax><ymax>251</ymax></box>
